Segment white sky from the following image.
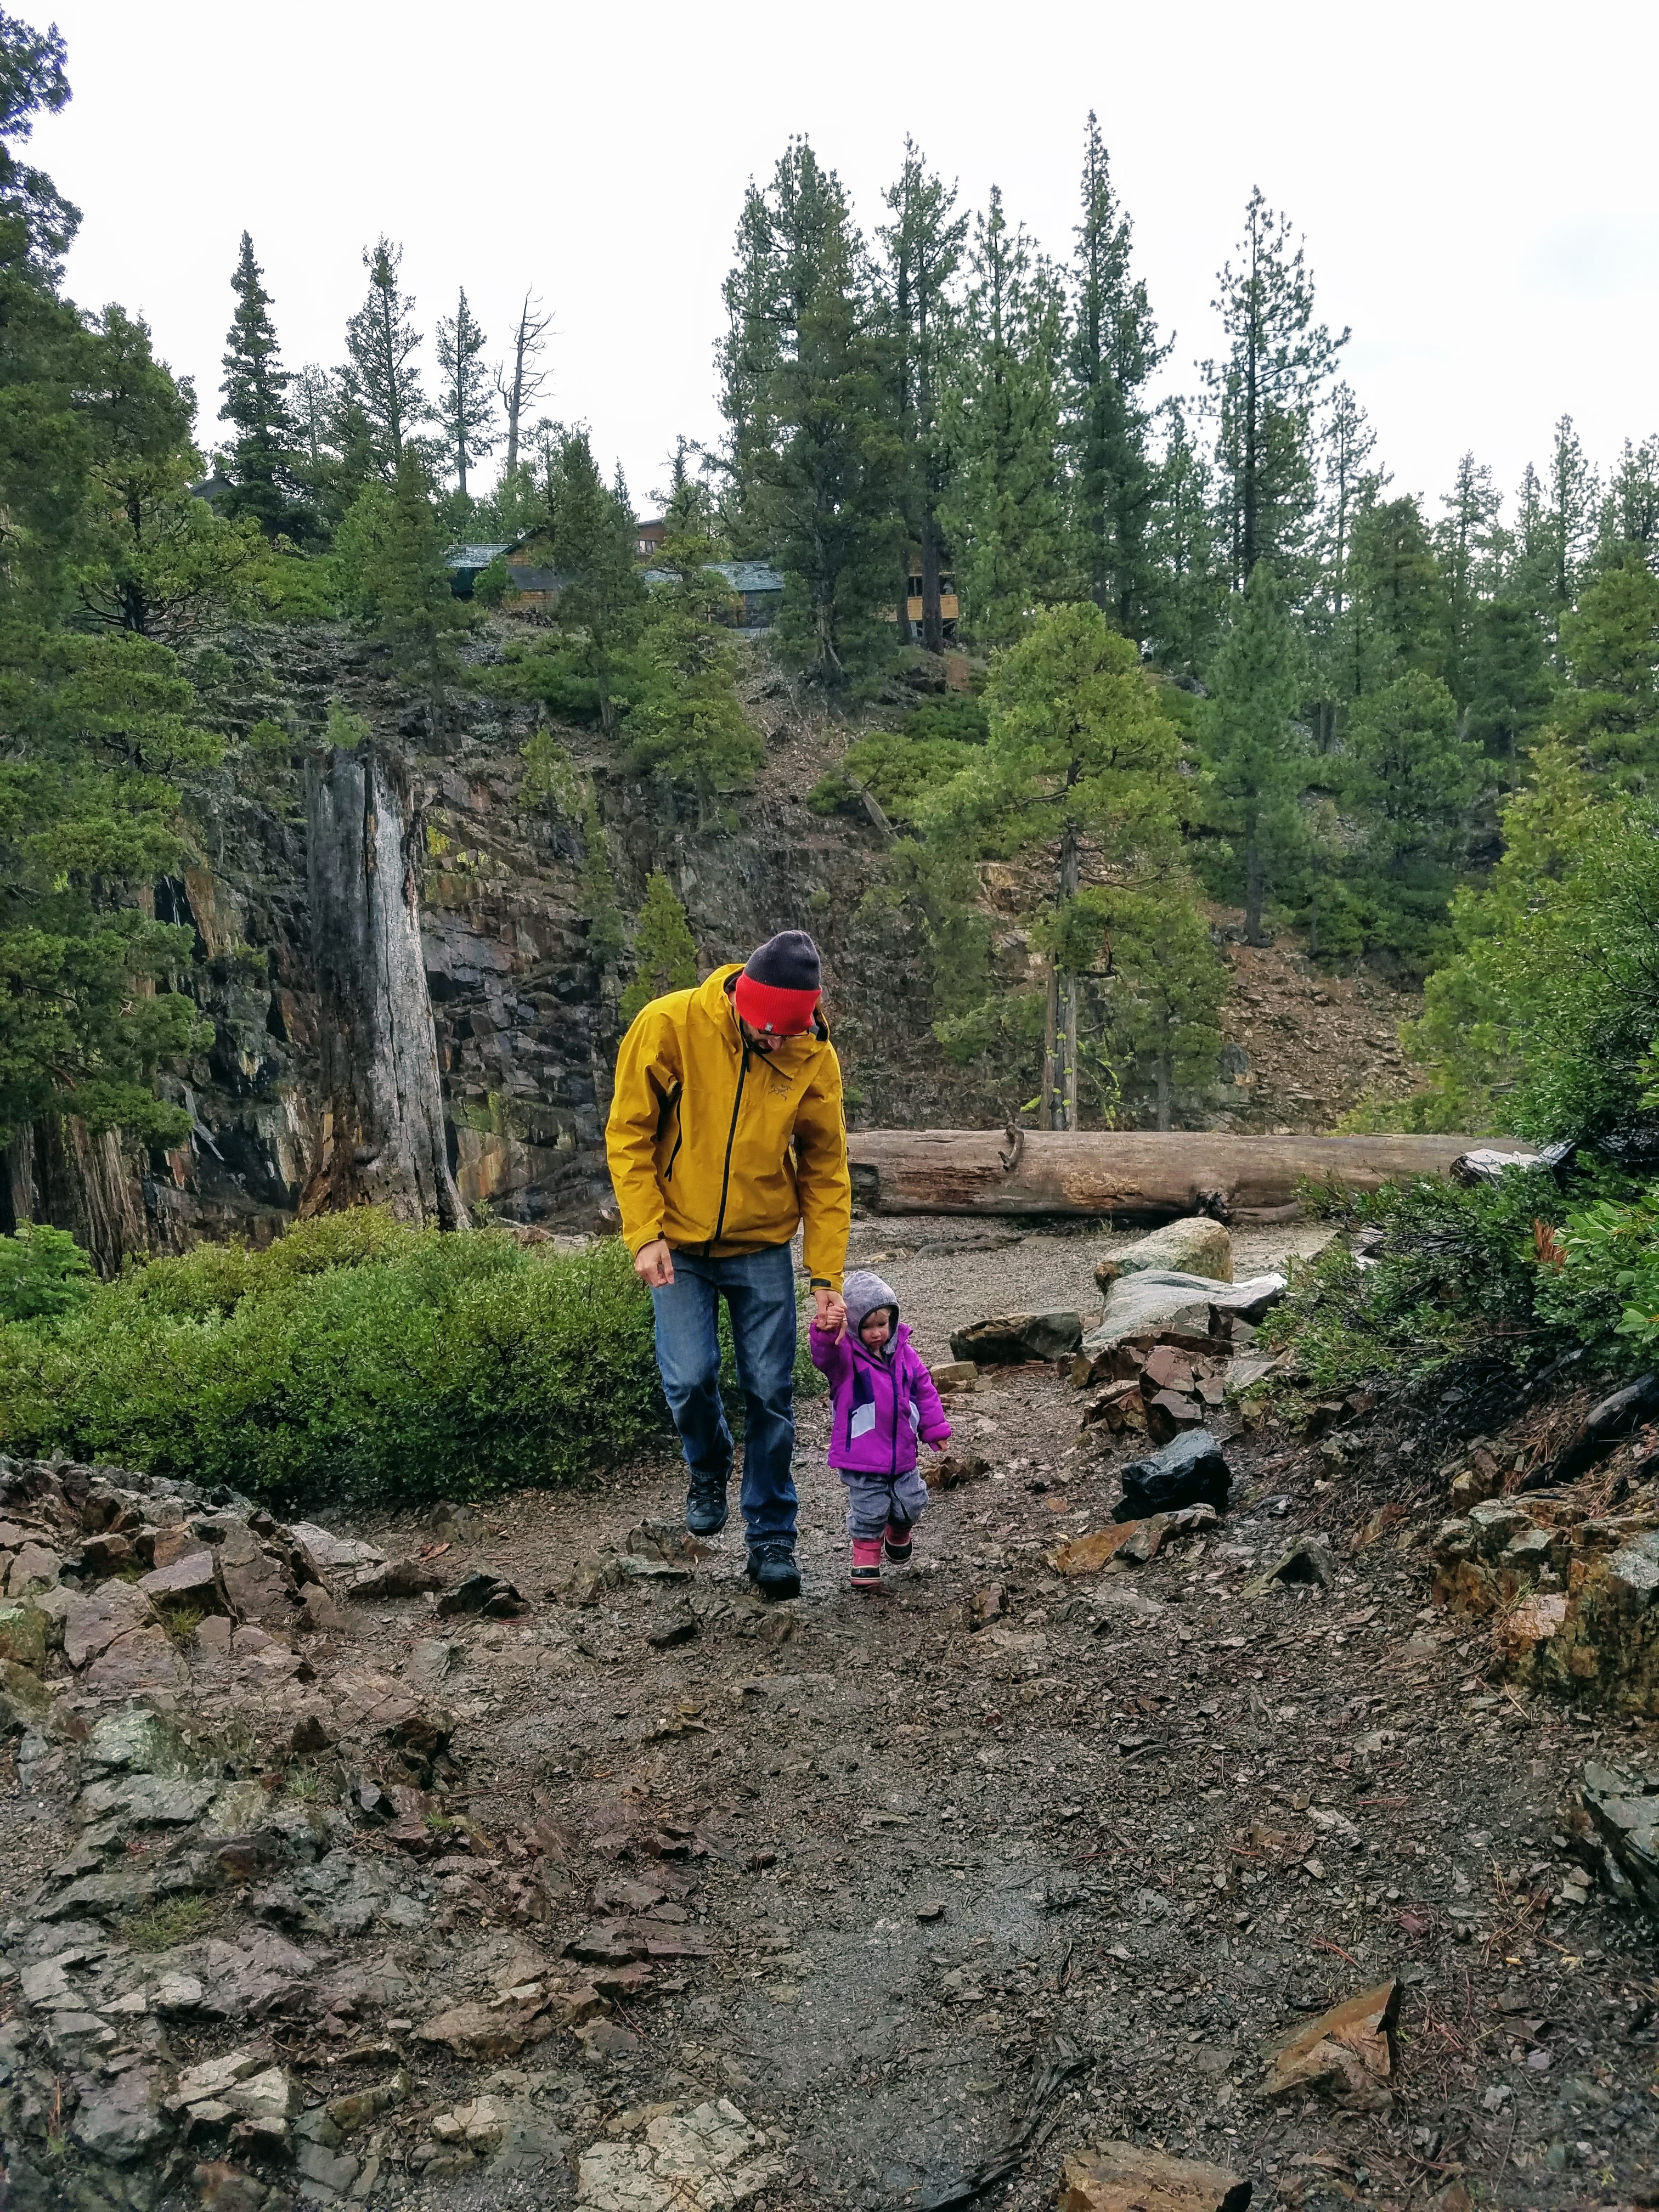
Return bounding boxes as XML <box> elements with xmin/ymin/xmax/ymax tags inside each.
<box><xmin>40</xmin><ymin>0</ymin><xmax>1659</xmax><ymax>524</ymax></box>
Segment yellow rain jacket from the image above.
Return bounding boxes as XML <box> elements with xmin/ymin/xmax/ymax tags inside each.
<box><xmin>605</xmin><ymin>964</ymin><xmax>851</xmax><ymax>1289</ymax></box>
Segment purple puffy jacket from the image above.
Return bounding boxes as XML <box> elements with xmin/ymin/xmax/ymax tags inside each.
<box><xmin>810</xmin><ymin>1319</ymin><xmax>951</xmax><ymax>1477</ymax></box>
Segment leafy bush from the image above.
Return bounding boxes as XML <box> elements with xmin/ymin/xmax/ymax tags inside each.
<box><xmin>1262</xmin><ymin>1163</ymin><xmax>1637</xmax><ymax>1397</ymax></box>
<box><xmin>0</xmin><ymin>1223</ymin><xmax>95</xmax><ymax>1323</ymax></box>
<box><xmin>0</xmin><ymin>1212</ymin><xmax>669</xmax><ymax>1509</ymax></box>
<box><xmin>1553</xmin><ymin>1187</ymin><xmax>1659</xmax><ymax>1350</ymax></box>
<box><xmin>1357</xmin><ymin>743</ymin><xmax>1659</xmax><ymax>1139</ymax></box>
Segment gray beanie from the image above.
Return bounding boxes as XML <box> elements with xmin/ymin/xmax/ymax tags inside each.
<box><xmin>843</xmin><ymin>1268</ymin><xmax>899</xmax><ymax>1337</ymax></box>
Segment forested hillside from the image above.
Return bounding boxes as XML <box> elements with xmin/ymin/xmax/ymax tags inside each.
<box><xmin>4</xmin><ymin>10</ymin><xmax>1659</xmax><ymax>1270</ymax></box>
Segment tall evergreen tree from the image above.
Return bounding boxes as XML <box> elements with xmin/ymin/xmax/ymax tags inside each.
<box><xmin>1509</xmin><ymin>417</ymin><xmax>1598</xmax><ymax>629</ymax></box>
<box><xmin>1343</xmin><ymin>670</ymin><xmax>1481</xmax><ymax>963</ymax></box>
<box><xmin>1464</xmin><ymin>599</ymin><xmax>1551</xmax><ymax>770</ymax></box>
<box><xmin>219</xmin><ymin>232</ymin><xmax>308</xmax><ymax>541</ymax></box>
<box><xmin>1556</xmin><ymin>552</ymin><xmax>1659</xmax><ymax>786</ymax></box>
<box><xmin>934</xmin><ymin>602</ymin><xmax>1181</xmax><ymax>1125</ymax></box>
<box><xmin>1435</xmin><ymin>450</ymin><xmax>1502</xmax><ymax>708</ymax></box>
<box><xmin>1599</xmin><ymin>436</ymin><xmax>1659</xmax><ymax>568</ymax></box>
<box><xmin>435</xmin><ymin>286</ymin><xmax>495</xmax><ymax>504</ymax></box>
<box><xmin>1200</xmin><ymin>562</ymin><xmax>1306</xmax><ymax>943</ymax></box>
<box><xmin>78</xmin><ymin>306</ymin><xmax>259</xmax><ymax>639</ymax></box>
<box><xmin>543</xmin><ymin>425</ymin><xmax>646</xmax><ymax>732</ymax></box>
<box><xmin>343</xmin><ymin>236</ymin><xmax>427</xmax><ymax>478</ymax></box>
<box><xmin>1064</xmin><ymin>113</ymin><xmax>1169</xmax><ymax>638</ymax></box>
<box><xmin>1307</xmin><ymin>380</ymin><xmax>1383</xmax><ymax>744</ymax></box>
<box><xmin>940</xmin><ymin>185</ymin><xmax>1067</xmax><ymax>648</ymax></box>
<box><xmin>1144</xmin><ymin>398</ymin><xmax>1221</xmax><ymax>672</ymax></box>
<box><xmin>333</xmin><ymin>450</ymin><xmax>468</xmax><ymax>733</ymax></box>
<box><xmin>716</xmin><ymin>139</ymin><xmax>901</xmax><ymax>687</ymax></box>
<box><xmin>1205</xmin><ymin>188</ymin><xmax>1347</xmax><ymax>590</ymax></box>
<box><xmin>1344</xmin><ymin>494</ymin><xmax>1443</xmax><ymax>695</ymax></box>
<box><xmin>1318</xmin><ymin>382</ymin><xmax>1380</xmax><ymax>625</ymax></box>
<box><xmin>877</xmin><ymin>138</ymin><xmax>966</xmax><ymax>651</ymax></box>
<box><xmin>0</xmin><ymin>14</ymin><xmax>211</xmax><ymax>1161</ymax></box>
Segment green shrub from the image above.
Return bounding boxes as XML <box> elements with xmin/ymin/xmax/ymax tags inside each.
<box><xmin>0</xmin><ymin>1212</ymin><xmax>670</xmax><ymax>1510</ymax></box>
<box><xmin>0</xmin><ymin>1223</ymin><xmax>95</xmax><ymax>1323</ymax></box>
<box><xmin>1262</xmin><ymin>1163</ymin><xmax>1630</xmax><ymax>1397</ymax></box>
<box><xmin>0</xmin><ymin>1207</ymin><xmax>826</xmax><ymax>1510</ymax></box>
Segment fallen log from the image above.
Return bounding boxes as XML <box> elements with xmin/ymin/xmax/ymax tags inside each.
<box><xmin>845</xmin><ymin>1127</ymin><xmax>1537</xmax><ymax>1222</ymax></box>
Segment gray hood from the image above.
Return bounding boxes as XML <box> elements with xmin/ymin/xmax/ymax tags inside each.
<box><xmin>842</xmin><ymin>1267</ymin><xmax>900</xmax><ymax>1340</ymax></box>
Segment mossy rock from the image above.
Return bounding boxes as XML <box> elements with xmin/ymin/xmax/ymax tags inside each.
<box><xmin>0</xmin><ymin>1601</ymin><xmax>48</xmax><ymax>1673</ymax></box>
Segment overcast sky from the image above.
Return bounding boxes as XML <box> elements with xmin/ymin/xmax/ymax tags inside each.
<box><xmin>40</xmin><ymin>0</ymin><xmax>1659</xmax><ymax>523</ymax></box>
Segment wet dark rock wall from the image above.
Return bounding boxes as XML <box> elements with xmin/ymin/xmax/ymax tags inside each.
<box><xmin>2</xmin><ymin>622</ymin><xmax>979</xmax><ymax>1267</ymax></box>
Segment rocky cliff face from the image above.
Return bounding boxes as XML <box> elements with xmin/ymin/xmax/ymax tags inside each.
<box><xmin>0</xmin><ymin>618</ymin><xmax>1427</xmax><ymax>1270</ymax></box>
<box><xmin>3</xmin><ymin>622</ymin><xmax>963</xmax><ymax>1267</ymax></box>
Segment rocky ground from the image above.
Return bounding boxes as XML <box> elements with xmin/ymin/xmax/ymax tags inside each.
<box><xmin>4</xmin><ymin>1220</ymin><xmax>1658</xmax><ymax>2212</ymax></box>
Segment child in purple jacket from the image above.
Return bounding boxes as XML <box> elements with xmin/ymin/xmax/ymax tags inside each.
<box><xmin>810</xmin><ymin>1268</ymin><xmax>951</xmax><ymax>1593</ymax></box>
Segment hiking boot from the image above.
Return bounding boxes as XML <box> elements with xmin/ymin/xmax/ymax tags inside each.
<box><xmin>685</xmin><ymin>1478</ymin><xmax>729</xmax><ymax>1537</ymax></box>
<box><xmin>883</xmin><ymin>1522</ymin><xmax>914</xmax><ymax>1565</ymax></box>
<box><xmin>746</xmin><ymin>1542</ymin><xmax>800</xmax><ymax>1601</ymax></box>
<box><xmin>851</xmin><ymin>1537</ymin><xmax>884</xmax><ymax>1593</ymax></box>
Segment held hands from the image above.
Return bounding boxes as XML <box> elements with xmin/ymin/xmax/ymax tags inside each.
<box><xmin>814</xmin><ymin>1283</ymin><xmax>848</xmax><ymax>1340</ymax></box>
<box><xmin>634</xmin><ymin>1239</ymin><xmax>675</xmax><ymax>1289</ymax></box>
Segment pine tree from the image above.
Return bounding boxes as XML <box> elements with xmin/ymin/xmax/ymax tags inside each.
<box><xmin>1100</xmin><ymin>889</ymin><xmax>1225</xmax><ymax>1128</ymax></box>
<box><xmin>1464</xmin><ymin>600</ymin><xmax>1551</xmax><ymax>770</ymax></box>
<box><xmin>219</xmin><ymin>232</ymin><xmax>308</xmax><ymax>542</ymax></box>
<box><xmin>1144</xmin><ymin>398</ymin><xmax>1222</xmax><ymax>672</ymax></box>
<box><xmin>1205</xmin><ymin>188</ymin><xmax>1347</xmax><ymax>590</ymax></box>
<box><xmin>343</xmin><ymin>236</ymin><xmax>428</xmax><ymax>477</ymax></box>
<box><xmin>1306</xmin><ymin>381</ymin><xmax>1383</xmax><ymax>744</ymax></box>
<box><xmin>1509</xmin><ymin>418</ymin><xmax>1598</xmax><ymax>629</ymax></box>
<box><xmin>1345</xmin><ymin>495</ymin><xmax>1444</xmax><ymax>693</ymax></box>
<box><xmin>715</xmin><ymin>139</ymin><xmax>901</xmax><ymax>686</ymax></box>
<box><xmin>1435</xmin><ymin>450</ymin><xmax>1502</xmax><ymax>707</ymax></box>
<box><xmin>434</xmin><ymin>287</ymin><xmax>495</xmax><ymax>506</ymax></box>
<box><xmin>495</xmin><ymin>290</ymin><xmax>551</xmax><ymax>478</ymax></box>
<box><xmin>940</xmin><ymin>186</ymin><xmax>1067</xmax><ymax>648</ymax></box>
<box><xmin>1199</xmin><ymin>562</ymin><xmax>1306</xmax><ymax>944</ymax></box>
<box><xmin>621</xmin><ymin>873</ymin><xmax>701</xmax><ymax>1022</ymax></box>
<box><xmin>0</xmin><ymin>18</ymin><xmax>210</xmax><ymax>1154</ymax></box>
<box><xmin>877</xmin><ymin>138</ymin><xmax>966</xmax><ymax>651</ymax></box>
<box><xmin>332</xmin><ymin>450</ymin><xmax>469</xmax><ymax>732</ymax></box>
<box><xmin>1556</xmin><ymin>553</ymin><xmax>1659</xmax><ymax>786</ymax></box>
<box><xmin>1343</xmin><ymin>669</ymin><xmax>1481</xmax><ymax>962</ymax></box>
<box><xmin>544</xmin><ymin>425</ymin><xmax>646</xmax><ymax>733</ymax></box>
<box><xmin>1600</xmin><ymin>437</ymin><xmax>1659</xmax><ymax>567</ymax></box>
<box><xmin>1065</xmin><ymin>113</ymin><xmax>1169</xmax><ymax>638</ymax></box>
<box><xmin>78</xmin><ymin>305</ymin><xmax>260</xmax><ymax>639</ymax></box>
<box><xmin>622</xmin><ymin>479</ymin><xmax>760</xmax><ymax>813</ymax></box>
<box><xmin>939</xmin><ymin>601</ymin><xmax>1181</xmax><ymax>1125</ymax></box>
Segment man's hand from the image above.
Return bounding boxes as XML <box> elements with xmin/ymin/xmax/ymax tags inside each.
<box><xmin>814</xmin><ymin>1283</ymin><xmax>847</xmax><ymax>1339</ymax></box>
<box><xmin>634</xmin><ymin>1239</ymin><xmax>675</xmax><ymax>1289</ymax></box>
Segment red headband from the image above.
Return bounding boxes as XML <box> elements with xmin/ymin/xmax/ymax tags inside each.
<box><xmin>733</xmin><ymin>973</ymin><xmax>820</xmax><ymax>1035</ymax></box>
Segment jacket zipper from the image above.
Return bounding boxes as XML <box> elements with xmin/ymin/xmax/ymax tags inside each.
<box><xmin>890</xmin><ymin>1342</ymin><xmax>902</xmax><ymax>1476</ymax></box>
<box><xmin>712</xmin><ymin>1045</ymin><xmax>749</xmax><ymax>1243</ymax></box>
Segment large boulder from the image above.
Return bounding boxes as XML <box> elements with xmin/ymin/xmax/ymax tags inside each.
<box><xmin>949</xmin><ymin>1311</ymin><xmax>1085</xmax><ymax>1365</ymax></box>
<box><xmin>1084</xmin><ymin>1269</ymin><xmax>1285</xmax><ymax>1351</ymax></box>
<box><xmin>1113</xmin><ymin>1429</ymin><xmax>1232</xmax><ymax>1522</ymax></box>
<box><xmin>1099</xmin><ymin>1216</ymin><xmax>1233</xmax><ymax>1288</ymax></box>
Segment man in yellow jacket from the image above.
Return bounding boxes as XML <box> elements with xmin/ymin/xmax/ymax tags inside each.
<box><xmin>605</xmin><ymin>931</ymin><xmax>850</xmax><ymax>1600</ymax></box>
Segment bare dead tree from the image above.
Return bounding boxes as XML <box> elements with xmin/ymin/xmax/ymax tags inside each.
<box><xmin>495</xmin><ymin>291</ymin><xmax>552</xmax><ymax>477</ymax></box>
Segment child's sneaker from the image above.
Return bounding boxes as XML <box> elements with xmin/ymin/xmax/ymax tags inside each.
<box><xmin>850</xmin><ymin>1537</ymin><xmax>883</xmax><ymax>1593</ymax></box>
<box><xmin>883</xmin><ymin>1521</ymin><xmax>914</xmax><ymax>1565</ymax></box>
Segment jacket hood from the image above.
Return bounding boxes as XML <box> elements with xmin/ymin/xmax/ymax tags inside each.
<box><xmin>843</xmin><ymin>1267</ymin><xmax>900</xmax><ymax>1337</ymax></box>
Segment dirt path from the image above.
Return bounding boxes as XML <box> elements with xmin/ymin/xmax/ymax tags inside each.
<box><xmin>4</xmin><ymin>1226</ymin><xmax>1658</xmax><ymax>2210</ymax></box>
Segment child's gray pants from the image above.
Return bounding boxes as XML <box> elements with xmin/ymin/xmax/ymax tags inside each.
<box><xmin>840</xmin><ymin>1467</ymin><xmax>929</xmax><ymax>1539</ymax></box>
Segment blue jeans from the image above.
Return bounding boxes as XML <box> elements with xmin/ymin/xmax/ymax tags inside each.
<box><xmin>650</xmin><ymin>1243</ymin><xmax>798</xmax><ymax>1548</ymax></box>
